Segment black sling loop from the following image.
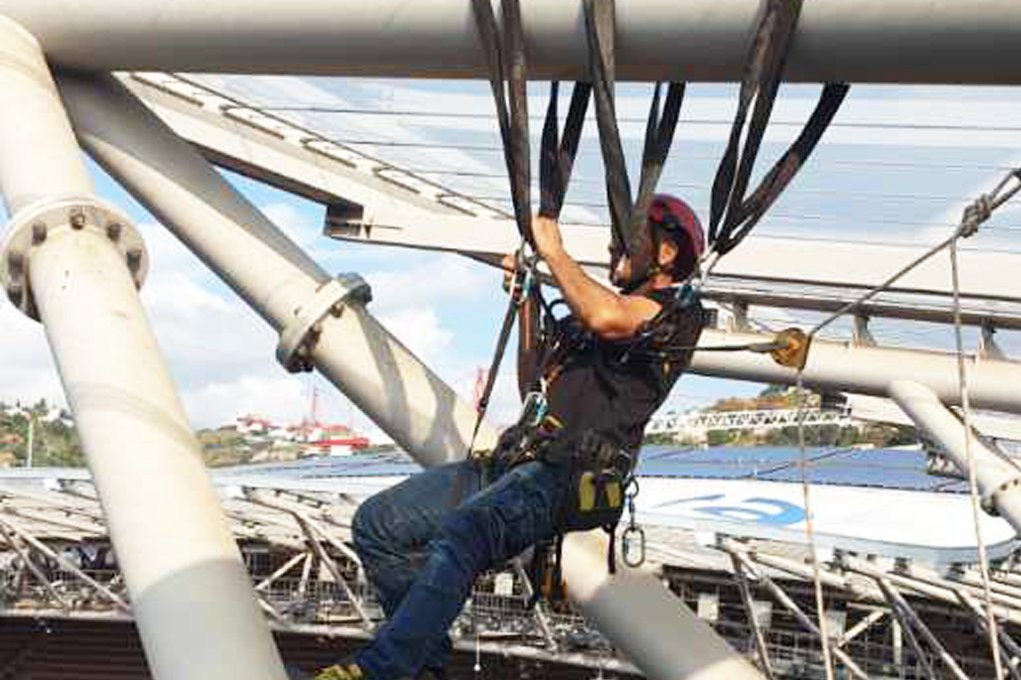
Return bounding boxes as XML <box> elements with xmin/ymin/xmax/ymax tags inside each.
<box><xmin>468</xmin><ymin>0</ymin><xmax>590</xmax><ymax>455</ymax></box>
<box><xmin>708</xmin><ymin>0</ymin><xmax>849</xmax><ymax>258</ymax></box>
<box><xmin>582</xmin><ymin>0</ymin><xmax>685</xmax><ymax>288</ymax></box>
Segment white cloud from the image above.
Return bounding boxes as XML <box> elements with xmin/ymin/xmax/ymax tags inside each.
<box><xmin>260</xmin><ymin>202</ymin><xmax>319</xmax><ymax>252</ymax></box>
<box><xmin>0</xmin><ymin>305</ymin><xmax>65</xmax><ymax>408</ymax></box>
<box><xmin>366</xmin><ymin>255</ymin><xmax>493</xmax><ymax>313</ymax></box>
<box><xmin>181</xmin><ymin>372</ymin><xmax>308</xmax><ymax>426</ymax></box>
<box><xmin>376</xmin><ymin>306</ymin><xmax>454</xmax><ymax>367</ymax></box>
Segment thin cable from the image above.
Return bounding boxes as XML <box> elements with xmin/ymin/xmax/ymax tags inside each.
<box><xmin>807</xmin><ymin>168</ymin><xmax>1021</xmax><ymax>339</ymax></box>
<box><xmin>408</xmin><ymin>167</ymin><xmax>1021</xmax><ymax>206</ymax></box>
<box><xmin>950</xmin><ymin>237</ymin><xmax>1006</xmax><ymax>679</ymax></box>
<box><xmin>233</xmin><ymin>103</ymin><xmax>1021</xmax><ymax>135</ymax></box>
<box><xmin>794</xmin><ymin>373</ymin><xmax>835</xmax><ymax>680</ymax></box>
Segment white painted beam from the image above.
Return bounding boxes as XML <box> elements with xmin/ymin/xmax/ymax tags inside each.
<box><xmin>889</xmin><ymin>380</ymin><xmax>1021</xmax><ymax>535</ymax></box>
<box><xmin>58</xmin><ymin>70</ymin><xmax>497</xmax><ymax>467</ymax></box>
<box><xmin>689</xmin><ymin>328</ymin><xmax>1021</xmax><ymax>416</ymax></box>
<box><xmin>122</xmin><ymin>72</ymin><xmax>1021</xmax><ymax>327</ymax></box>
<box><xmin>3</xmin><ymin>0</ymin><xmax>1021</xmax><ymax>84</ymax></box>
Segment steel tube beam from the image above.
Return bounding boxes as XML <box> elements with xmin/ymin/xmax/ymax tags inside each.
<box><xmin>691</xmin><ymin>329</ymin><xmax>1021</xmax><ymax>416</ymax></box>
<box><xmin>0</xmin><ymin>20</ymin><xmax>288</xmax><ymax>680</ymax></box>
<box><xmin>565</xmin><ymin>531</ymin><xmax>764</xmax><ymax>680</ymax></box>
<box><xmin>0</xmin><ymin>19</ymin><xmax>92</xmax><ymax>215</ymax></box>
<box><xmin>57</xmin><ymin>71</ymin><xmax>763</xmax><ymax>680</ymax></box>
<box><xmin>730</xmin><ymin>554</ymin><xmax>776</xmax><ymax>680</ymax></box>
<box><xmin>889</xmin><ymin>380</ymin><xmax>1021</xmax><ymax>535</ymax></box>
<box><xmin>4</xmin><ymin>0</ymin><xmax>1021</xmax><ymax>84</ymax></box>
<box><xmin>58</xmin><ymin>70</ymin><xmax>497</xmax><ymax>465</ymax></box>
<box><xmin>0</xmin><ymin>520</ymin><xmax>69</xmax><ymax>609</ymax></box>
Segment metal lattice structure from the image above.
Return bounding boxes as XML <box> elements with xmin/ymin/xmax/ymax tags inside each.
<box><xmin>1</xmin><ymin>472</ymin><xmax>1019</xmax><ymax>679</ymax></box>
<box><xmin>646</xmin><ymin>408</ymin><xmax>854</xmax><ymax>437</ymax></box>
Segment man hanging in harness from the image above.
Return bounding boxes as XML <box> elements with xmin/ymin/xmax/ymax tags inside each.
<box><xmin>303</xmin><ymin>194</ymin><xmax>706</xmax><ymax>680</ymax></box>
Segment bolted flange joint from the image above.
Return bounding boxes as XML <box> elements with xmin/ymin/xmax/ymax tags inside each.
<box><xmin>276</xmin><ymin>273</ymin><xmax>372</xmax><ymax>373</ymax></box>
<box><xmin>0</xmin><ymin>196</ymin><xmax>148</xmax><ymax>321</ymax></box>
<box><xmin>982</xmin><ymin>474</ymin><xmax>1021</xmax><ymax>518</ymax></box>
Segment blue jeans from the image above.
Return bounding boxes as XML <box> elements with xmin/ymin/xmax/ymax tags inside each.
<box><xmin>351</xmin><ymin>457</ymin><xmax>569</xmax><ymax>680</ymax></box>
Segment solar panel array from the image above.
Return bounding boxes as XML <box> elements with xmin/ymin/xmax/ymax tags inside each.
<box><xmin>220</xmin><ymin>444</ymin><xmax>964</xmax><ymax>493</ymax></box>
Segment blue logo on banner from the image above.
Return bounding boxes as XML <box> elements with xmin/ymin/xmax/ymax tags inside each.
<box><xmin>655</xmin><ymin>494</ymin><xmax>805</xmax><ymax>526</ymax></box>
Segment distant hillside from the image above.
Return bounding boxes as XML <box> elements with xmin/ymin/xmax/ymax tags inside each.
<box><xmin>0</xmin><ymin>401</ymin><xmax>305</xmax><ymax>469</ymax></box>
<box><xmin>0</xmin><ymin>400</ymin><xmax>82</xmax><ymax>468</ymax></box>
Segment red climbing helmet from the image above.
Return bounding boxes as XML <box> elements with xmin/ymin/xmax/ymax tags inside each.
<box><xmin>648</xmin><ymin>194</ymin><xmax>705</xmax><ymax>261</ymax></box>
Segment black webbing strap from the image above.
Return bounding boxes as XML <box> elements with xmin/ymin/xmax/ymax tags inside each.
<box><xmin>539</xmin><ymin>81</ymin><xmax>592</xmax><ymax>219</ymax></box>
<box><xmin>472</xmin><ymin>0</ymin><xmax>533</xmax><ymax>247</ymax></box>
<box><xmin>582</xmin><ymin>0</ymin><xmax>685</xmax><ymax>284</ymax></box>
<box><xmin>708</xmin><ymin>0</ymin><xmax>849</xmax><ymax>257</ymax></box>
<box><xmin>468</xmin><ymin>1</ymin><xmax>590</xmax><ymax>455</ymax></box>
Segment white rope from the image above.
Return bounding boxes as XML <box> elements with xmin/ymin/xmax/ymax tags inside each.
<box><xmin>950</xmin><ymin>236</ymin><xmax>1006</xmax><ymax>679</ymax></box>
<box><xmin>782</xmin><ymin>167</ymin><xmax>1021</xmax><ymax>680</ymax></box>
<box><xmin>794</xmin><ymin>372</ymin><xmax>835</xmax><ymax>680</ymax></box>
<box><xmin>808</xmin><ymin>168</ymin><xmax>1021</xmax><ymax>340</ymax></box>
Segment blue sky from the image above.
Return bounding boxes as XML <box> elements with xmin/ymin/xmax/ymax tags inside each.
<box><xmin>0</xmin><ymin>156</ymin><xmax>761</xmax><ymax>433</ymax></box>
<box><xmin>3</xmin><ymin>76</ymin><xmax>1021</xmax><ymax>434</ymax></box>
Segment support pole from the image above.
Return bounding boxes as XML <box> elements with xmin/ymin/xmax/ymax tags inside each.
<box><xmin>844</xmin><ymin>563</ymin><xmax>971</xmax><ymax>680</ymax></box>
<box><xmin>730</xmin><ymin>554</ymin><xmax>777</xmax><ymax>680</ymax></box>
<box><xmin>0</xmin><ymin>516</ymin><xmax>128</xmax><ymax>611</ymax></box>
<box><xmin>690</xmin><ymin>329</ymin><xmax>1021</xmax><ymax>416</ymax></box>
<box><xmin>0</xmin><ymin>18</ymin><xmax>287</xmax><ymax>680</ymax></box>
<box><xmin>889</xmin><ymin>380</ymin><xmax>1021</xmax><ymax>535</ymax></box>
<box><xmin>727</xmin><ymin>547</ymin><xmax>869</xmax><ymax>680</ymax></box>
<box><xmin>58</xmin><ymin>70</ymin><xmax>764</xmax><ymax>680</ymax></box>
<box><xmin>0</xmin><ymin>520</ymin><xmax>69</xmax><ymax>609</ymax></box>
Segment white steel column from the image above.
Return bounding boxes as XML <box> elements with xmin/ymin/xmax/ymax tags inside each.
<box><xmin>889</xmin><ymin>380</ymin><xmax>1021</xmax><ymax>536</ymax></box>
<box><xmin>0</xmin><ymin>18</ymin><xmax>287</xmax><ymax>680</ymax></box>
<box><xmin>58</xmin><ymin>71</ymin><xmax>763</xmax><ymax>680</ymax></box>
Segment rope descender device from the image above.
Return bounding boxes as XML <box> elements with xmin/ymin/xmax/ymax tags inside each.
<box><xmin>768</xmin><ymin>327</ymin><xmax>812</xmax><ymax>371</ymax></box>
<box><xmin>739</xmin><ymin>327</ymin><xmax>812</xmax><ymax>371</ymax></box>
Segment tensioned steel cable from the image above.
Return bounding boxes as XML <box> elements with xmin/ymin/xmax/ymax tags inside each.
<box><xmin>235</xmin><ymin>102</ymin><xmax>1021</xmax><ymax>136</ymax></box>
<box><xmin>808</xmin><ymin>168</ymin><xmax>1021</xmax><ymax>339</ymax></box>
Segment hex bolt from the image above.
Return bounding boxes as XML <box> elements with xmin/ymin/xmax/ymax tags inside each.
<box><xmin>69</xmin><ymin>208</ymin><xmax>87</xmax><ymax>230</ymax></box>
<box><xmin>6</xmin><ymin>250</ymin><xmax>24</xmax><ymax>277</ymax></box>
<box><xmin>126</xmin><ymin>247</ymin><xmax>143</xmax><ymax>273</ymax></box>
<box><xmin>7</xmin><ymin>280</ymin><xmax>23</xmax><ymax>301</ymax></box>
<box><xmin>106</xmin><ymin>222</ymin><xmax>123</xmax><ymax>242</ymax></box>
<box><xmin>31</xmin><ymin>222</ymin><xmax>47</xmax><ymax>245</ymax></box>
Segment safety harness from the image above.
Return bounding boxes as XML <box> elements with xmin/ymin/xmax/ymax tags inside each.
<box><xmin>468</xmin><ymin>0</ymin><xmax>591</xmax><ymax>454</ymax></box>
<box><xmin>469</xmin><ymin>0</ymin><xmax>847</xmax><ymax>603</ymax></box>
